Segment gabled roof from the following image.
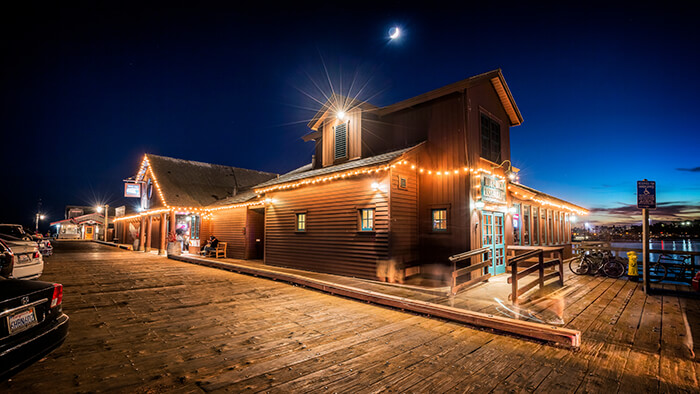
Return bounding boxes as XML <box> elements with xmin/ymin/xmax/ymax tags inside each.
<box><xmin>50</xmin><ymin>213</ymin><xmax>106</xmax><ymax>226</ymax></box>
<box><xmin>375</xmin><ymin>69</ymin><xmax>523</xmax><ymax>125</ymax></box>
<box><xmin>254</xmin><ymin>143</ymin><xmax>423</xmax><ymax>192</ymax></box>
<box><xmin>141</xmin><ymin>154</ymin><xmax>278</xmax><ymax>208</ymax></box>
<box><xmin>306</xmin><ymin>93</ymin><xmax>378</xmax><ymax>133</ymax></box>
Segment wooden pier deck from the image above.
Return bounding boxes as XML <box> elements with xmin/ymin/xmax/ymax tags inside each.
<box><xmin>3</xmin><ymin>241</ymin><xmax>697</xmax><ymax>393</ymax></box>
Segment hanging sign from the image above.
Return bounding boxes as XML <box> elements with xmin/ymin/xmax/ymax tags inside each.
<box><xmin>114</xmin><ymin>206</ymin><xmax>126</xmax><ymax>218</ymax></box>
<box><xmin>482</xmin><ymin>175</ymin><xmax>506</xmax><ymax>203</ymax></box>
<box><xmin>637</xmin><ymin>180</ymin><xmax>656</xmax><ymax>209</ymax></box>
<box><xmin>124</xmin><ymin>183</ymin><xmax>140</xmax><ymax>198</ymax></box>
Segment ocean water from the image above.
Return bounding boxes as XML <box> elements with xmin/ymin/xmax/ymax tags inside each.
<box><xmin>610</xmin><ymin>239</ymin><xmax>699</xmax><ymax>263</ymax></box>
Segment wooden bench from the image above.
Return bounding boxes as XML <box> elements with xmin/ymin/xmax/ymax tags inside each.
<box><xmin>205</xmin><ymin>242</ymin><xmax>227</xmax><ymax>258</ymax></box>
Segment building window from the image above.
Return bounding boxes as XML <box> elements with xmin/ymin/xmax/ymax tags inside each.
<box><xmin>359</xmin><ymin>208</ymin><xmax>375</xmax><ymax>231</ymax></box>
<box><xmin>532</xmin><ymin>207</ymin><xmax>539</xmax><ymax>245</ymax></box>
<box><xmin>191</xmin><ymin>215</ymin><xmax>201</xmax><ymax>239</ymax></box>
<box><xmin>432</xmin><ymin>209</ymin><xmax>447</xmax><ymax>232</ymax></box>
<box><xmin>295</xmin><ymin>213</ymin><xmax>306</xmax><ymax>232</ymax></box>
<box><xmin>512</xmin><ymin>203</ymin><xmax>521</xmax><ymax>245</ymax></box>
<box><xmin>398</xmin><ymin>175</ymin><xmax>407</xmax><ymax>190</ymax></box>
<box><xmin>522</xmin><ymin>205</ymin><xmax>530</xmax><ymax>245</ymax></box>
<box><xmin>564</xmin><ymin>213</ymin><xmax>569</xmax><ymax>243</ymax></box>
<box><xmin>541</xmin><ymin>209</ymin><xmax>547</xmax><ymax>245</ymax></box>
<box><xmin>548</xmin><ymin>210</ymin><xmax>553</xmax><ymax>245</ymax></box>
<box><xmin>334</xmin><ymin>123</ymin><xmax>348</xmax><ymax>160</ymax></box>
<box><xmin>480</xmin><ymin>113</ymin><xmax>501</xmax><ymax>163</ymax></box>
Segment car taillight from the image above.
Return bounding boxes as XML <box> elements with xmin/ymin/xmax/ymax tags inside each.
<box><xmin>33</xmin><ymin>251</ymin><xmax>41</xmax><ymax>258</ymax></box>
<box><xmin>47</xmin><ymin>241</ymin><xmax>51</xmax><ymax>247</ymax></box>
<box><xmin>51</xmin><ymin>284</ymin><xmax>63</xmax><ymax>308</ymax></box>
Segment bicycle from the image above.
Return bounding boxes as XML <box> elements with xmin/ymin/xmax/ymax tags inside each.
<box><xmin>647</xmin><ymin>254</ymin><xmax>695</xmax><ymax>283</ymax></box>
<box><xmin>569</xmin><ymin>250</ymin><xmax>626</xmax><ymax>278</ymax></box>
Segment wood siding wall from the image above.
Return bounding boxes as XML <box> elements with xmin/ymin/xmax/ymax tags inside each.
<box><xmin>389</xmin><ymin>155</ymin><xmax>419</xmax><ymax>267</ymax></box>
<box><xmin>380</xmin><ymin>94</ymin><xmax>471</xmax><ymax>263</ymax></box>
<box><xmin>209</xmin><ymin>208</ymin><xmax>248</xmax><ymax>259</ymax></box>
<box><xmin>265</xmin><ymin>173</ymin><xmax>390</xmax><ymax>279</ymax></box>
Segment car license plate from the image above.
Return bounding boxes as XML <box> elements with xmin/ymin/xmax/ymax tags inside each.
<box><xmin>8</xmin><ymin>307</ymin><xmax>38</xmax><ymax>335</ymax></box>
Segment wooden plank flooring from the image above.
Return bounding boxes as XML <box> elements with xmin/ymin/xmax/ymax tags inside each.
<box><xmin>1</xmin><ymin>241</ymin><xmax>698</xmax><ymax>393</ymax></box>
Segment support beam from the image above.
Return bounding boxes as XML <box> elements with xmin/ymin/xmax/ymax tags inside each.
<box><xmin>139</xmin><ymin>216</ymin><xmax>146</xmax><ymax>251</ymax></box>
<box><xmin>145</xmin><ymin>215</ymin><xmax>153</xmax><ymax>252</ymax></box>
<box><xmin>159</xmin><ymin>213</ymin><xmax>166</xmax><ymax>255</ymax></box>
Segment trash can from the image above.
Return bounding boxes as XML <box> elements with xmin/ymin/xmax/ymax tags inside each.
<box><xmin>627</xmin><ymin>251</ymin><xmax>638</xmax><ymax>281</ymax></box>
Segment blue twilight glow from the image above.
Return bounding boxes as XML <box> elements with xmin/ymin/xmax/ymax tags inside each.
<box><xmin>0</xmin><ymin>4</ymin><xmax>698</xmax><ymax>229</ymax></box>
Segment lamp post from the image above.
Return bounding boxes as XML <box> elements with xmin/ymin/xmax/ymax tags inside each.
<box><xmin>35</xmin><ymin>213</ymin><xmax>45</xmax><ymax>233</ymax></box>
<box><xmin>96</xmin><ymin>204</ymin><xmax>109</xmax><ymax>241</ymax></box>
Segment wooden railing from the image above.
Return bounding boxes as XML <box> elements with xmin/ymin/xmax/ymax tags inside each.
<box><xmin>508</xmin><ymin>247</ymin><xmax>565</xmax><ymax>304</ymax></box>
<box><xmin>448</xmin><ymin>246</ymin><xmax>492</xmax><ymax>296</ymax></box>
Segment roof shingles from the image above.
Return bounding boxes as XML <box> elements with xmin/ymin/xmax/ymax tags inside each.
<box><xmin>145</xmin><ymin>154</ymin><xmax>277</xmax><ymax>207</ymax></box>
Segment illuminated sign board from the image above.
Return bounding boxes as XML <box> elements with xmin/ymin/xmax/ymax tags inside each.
<box><xmin>124</xmin><ymin>183</ymin><xmax>141</xmax><ymax>198</ymax></box>
<box><xmin>481</xmin><ymin>175</ymin><xmax>506</xmax><ymax>204</ymax></box>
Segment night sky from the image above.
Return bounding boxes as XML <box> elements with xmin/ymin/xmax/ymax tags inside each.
<box><xmin>2</xmin><ymin>2</ymin><xmax>698</xmax><ymax>231</ymax></box>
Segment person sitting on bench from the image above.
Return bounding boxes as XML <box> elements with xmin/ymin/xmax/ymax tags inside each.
<box><xmin>201</xmin><ymin>235</ymin><xmax>219</xmax><ymax>256</ymax></box>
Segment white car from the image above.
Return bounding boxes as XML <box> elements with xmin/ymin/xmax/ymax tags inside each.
<box><xmin>0</xmin><ymin>237</ymin><xmax>44</xmax><ymax>280</ymax></box>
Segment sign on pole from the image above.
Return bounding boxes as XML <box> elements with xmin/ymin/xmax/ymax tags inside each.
<box><xmin>637</xmin><ymin>180</ymin><xmax>656</xmax><ymax>209</ymax></box>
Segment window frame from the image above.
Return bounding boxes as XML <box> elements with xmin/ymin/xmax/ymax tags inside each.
<box><xmin>295</xmin><ymin>212</ymin><xmax>307</xmax><ymax>233</ymax></box>
<box><xmin>358</xmin><ymin>208</ymin><xmax>375</xmax><ymax>232</ymax></box>
<box><xmin>480</xmin><ymin>112</ymin><xmax>502</xmax><ymax>164</ymax></box>
<box><xmin>532</xmin><ymin>206</ymin><xmax>539</xmax><ymax>245</ymax></box>
<box><xmin>333</xmin><ymin>122</ymin><xmax>349</xmax><ymax>161</ymax></box>
<box><xmin>431</xmin><ymin>208</ymin><xmax>449</xmax><ymax>233</ymax></box>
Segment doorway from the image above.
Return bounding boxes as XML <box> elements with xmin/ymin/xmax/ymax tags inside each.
<box><xmin>482</xmin><ymin>211</ymin><xmax>505</xmax><ymax>275</ymax></box>
<box><xmin>84</xmin><ymin>226</ymin><xmax>94</xmax><ymax>240</ymax></box>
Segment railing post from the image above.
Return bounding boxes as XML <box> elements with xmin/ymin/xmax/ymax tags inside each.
<box><xmin>558</xmin><ymin>258</ymin><xmax>565</xmax><ymax>286</ymax></box>
<box><xmin>511</xmin><ymin>260</ymin><xmax>518</xmax><ymax>305</ymax></box>
<box><xmin>538</xmin><ymin>250</ymin><xmax>545</xmax><ymax>290</ymax></box>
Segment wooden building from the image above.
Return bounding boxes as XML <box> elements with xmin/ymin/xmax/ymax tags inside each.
<box><xmin>113</xmin><ymin>154</ymin><xmax>277</xmax><ymax>256</ymax></box>
<box><xmin>254</xmin><ymin>69</ymin><xmax>588</xmax><ymax>280</ymax></box>
<box><xmin>114</xmin><ymin>69</ymin><xmax>587</xmax><ymax>284</ymax></box>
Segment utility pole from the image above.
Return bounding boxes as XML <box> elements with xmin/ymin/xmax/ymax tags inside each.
<box><xmin>104</xmin><ymin>204</ymin><xmax>109</xmax><ymax>242</ymax></box>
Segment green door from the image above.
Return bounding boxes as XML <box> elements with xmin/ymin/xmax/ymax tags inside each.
<box><xmin>483</xmin><ymin>211</ymin><xmax>506</xmax><ymax>275</ymax></box>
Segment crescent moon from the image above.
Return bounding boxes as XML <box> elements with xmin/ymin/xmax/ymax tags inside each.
<box><xmin>389</xmin><ymin>27</ymin><xmax>400</xmax><ymax>39</ymax></box>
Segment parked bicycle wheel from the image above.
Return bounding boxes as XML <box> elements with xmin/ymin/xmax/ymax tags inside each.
<box><xmin>647</xmin><ymin>262</ymin><xmax>666</xmax><ymax>283</ymax></box>
<box><xmin>602</xmin><ymin>258</ymin><xmax>625</xmax><ymax>278</ymax></box>
<box><xmin>569</xmin><ymin>256</ymin><xmax>590</xmax><ymax>275</ymax></box>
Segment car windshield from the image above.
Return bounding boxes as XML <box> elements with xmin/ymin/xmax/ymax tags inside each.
<box><xmin>0</xmin><ymin>225</ymin><xmax>27</xmax><ymax>237</ymax></box>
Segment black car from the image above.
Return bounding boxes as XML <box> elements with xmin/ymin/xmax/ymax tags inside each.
<box><xmin>0</xmin><ymin>272</ymin><xmax>69</xmax><ymax>380</ymax></box>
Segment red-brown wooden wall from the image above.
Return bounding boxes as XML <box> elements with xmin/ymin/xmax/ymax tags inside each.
<box><xmin>265</xmin><ymin>173</ymin><xmax>390</xmax><ymax>279</ymax></box>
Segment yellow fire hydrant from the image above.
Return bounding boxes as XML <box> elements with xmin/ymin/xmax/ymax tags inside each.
<box><xmin>627</xmin><ymin>251</ymin><xmax>638</xmax><ymax>279</ymax></box>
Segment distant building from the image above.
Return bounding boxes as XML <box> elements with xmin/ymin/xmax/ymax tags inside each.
<box><xmin>50</xmin><ymin>205</ymin><xmax>116</xmax><ymax>240</ymax></box>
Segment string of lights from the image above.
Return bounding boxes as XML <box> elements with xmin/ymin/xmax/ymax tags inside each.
<box><xmin>253</xmin><ymin>159</ymin><xmax>507</xmax><ymax>194</ymax></box>
<box><xmin>115</xmin><ymin>155</ymin><xmax>586</xmax><ymax>222</ymax></box>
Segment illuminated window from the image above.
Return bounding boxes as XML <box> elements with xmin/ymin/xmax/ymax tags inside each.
<box><xmin>359</xmin><ymin>209</ymin><xmax>375</xmax><ymax>231</ymax></box>
<box><xmin>295</xmin><ymin>213</ymin><xmax>306</xmax><ymax>232</ymax></box>
<box><xmin>334</xmin><ymin>123</ymin><xmax>348</xmax><ymax>160</ymax></box>
<box><xmin>432</xmin><ymin>209</ymin><xmax>447</xmax><ymax>232</ymax></box>
<box><xmin>480</xmin><ymin>114</ymin><xmax>501</xmax><ymax>163</ymax></box>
